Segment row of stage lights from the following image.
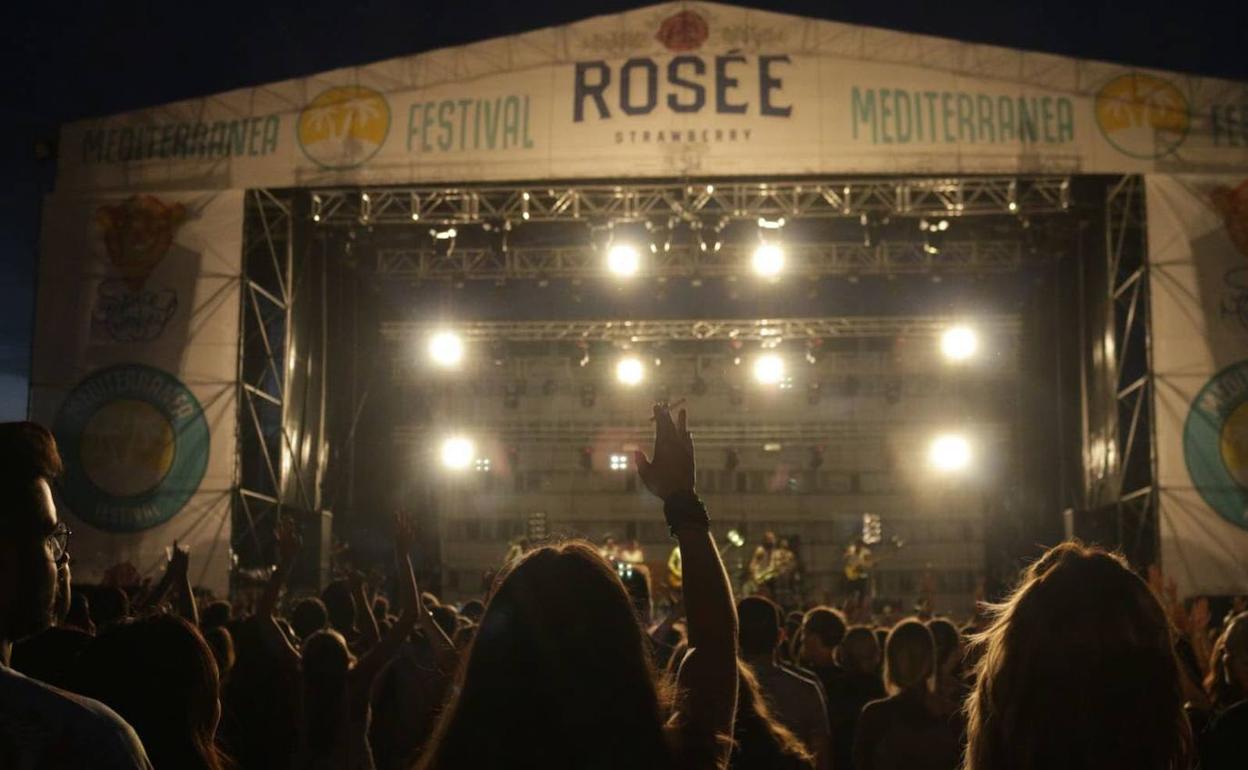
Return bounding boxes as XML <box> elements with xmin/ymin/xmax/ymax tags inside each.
<box><xmin>426</xmin><ymin>324</ymin><xmax>980</xmax><ymax>382</ymax></box>
<box><xmin>435</xmin><ymin>433</ymin><xmax>974</xmax><ymax>475</ymax></box>
<box><xmin>427</xmin><ymin>324</ymin><xmax>979</xmax><ymax>477</ymax></box>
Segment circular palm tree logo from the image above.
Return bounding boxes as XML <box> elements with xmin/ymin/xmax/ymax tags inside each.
<box><xmin>1185</xmin><ymin>359</ymin><xmax>1248</xmax><ymax>531</ymax></box>
<box><xmin>1095</xmin><ymin>73</ymin><xmax>1190</xmax><ymax>160</ymax></box>
<box><xmin>297</xmin><ymin>85</ymin><xmax>391</xmax><ymax>170</ymax></box>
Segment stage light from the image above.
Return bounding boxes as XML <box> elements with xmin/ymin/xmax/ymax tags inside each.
<box><xmin>428</xmin><ymin>331</ymin><xmax>464</xmax><ymax>368</ymax></box>
<box><xmin>311</xmin><ymin>194</ymin><xmax>323</xmax><ymax>223</ymax></box>
<box><xmin>929</xmin><ymin>434</ymin><xmax>971</xmax><ymax>472</ymax></box>
<box><xmin>752</xmin><ymin>243</ymin><xmax>785</xmax><ymax>277</ymax></box>
<box><xmin>609</xmin><ymin>453</ymin><xmax>629</xmax><ymax>471</ymax></box>
<box><xmin>441</xmin><ymin>437</ymin><xmax>475</xmax><ymax>471</ymax></box>
<box><xmin>940</xmin><ymin>326</ymin><xmax>979</xmax><ymax>361</ymax></box>
<box><xmin>616</xmin><ymin>356</ymin><xmax>645</xmax><ymax>386</ymax></box>
<box><xmin>607</xmin><ymin>243</ymin><xmax>641</xmax><ymax>277</ymax></box>
<box><xmin>474</xmin><ymin>457</ymin><xmax>491</xmax><ymax>473</ymax></box>
<box><xmin>753</xmin><ymin>354</ymin><xmax>785</xmax><ymax>385</ymax></box>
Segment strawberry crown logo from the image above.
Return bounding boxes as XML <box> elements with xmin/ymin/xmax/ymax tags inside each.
<box><xmin>657</xmin><ymin>10</ymin><xmax>709</xmax><ymax>52</ymax></box>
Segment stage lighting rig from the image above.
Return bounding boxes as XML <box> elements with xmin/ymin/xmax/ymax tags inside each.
<box><xmin>929</xmin><ymin>434</ymin><xmax>972</xmax><ymax>473</ymax></box>
<box><xmin>940</xmin><ymin>325</ymin><xmax>979</xmax><ymax>361</ymax></box>
<box><xmin>440</xmin><ymin>436</ymin><xmax>475</xmax><ymax>471</ymax></box>
<box><xmin>428</xmin><ymin>331</ymin><xmax>464</xmax><ymax>368</ymax></box>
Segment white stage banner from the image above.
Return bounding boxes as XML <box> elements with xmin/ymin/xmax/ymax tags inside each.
<box><xmin>1148</xmin><ymin>175</ymin><xmax>1248</xmax><ymax>598</ymax></box>
<box><xmin>54</xmin><ymin>2</ymin><xmax>1248</xmax><ymax>192</ymax></box>
<box><xmin>29</xmin><ymin>191</ymin><xmax>243</xmax><ymax>596</ymax></box>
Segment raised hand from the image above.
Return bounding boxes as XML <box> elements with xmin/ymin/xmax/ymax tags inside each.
<box><xmin>394</xmin><ymin>513</ymin><xmax>420</xmax><ymax>616</ymax></box>
<box><xmin>635</xmin><ymin>404</ymin><xmax>695</xmax><ymax>501</ymax></box>
<box><xmin>169</xmin><ymin>540</ymin><xmax>190</xmax><ymax>577</ymax></box>
<box><xmin>395</xmin><ymin>511</ymin><xmax>416</xmax><ymax>557</ymax></box>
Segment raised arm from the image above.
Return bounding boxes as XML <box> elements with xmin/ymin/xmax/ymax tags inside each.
<box><xmin>168</xmin><ymin>542</ymin><xmax>199</xmax><ymax>626</ymax></box>
<box><xmin>354</xmin><ymin>515</ymin><xmax>452</xmax><ymax>687</ymax></box>
<box><xmin>350</xmin><ymin>570</ymin><xmax>381</xmax><ymax>651</ymax></box>
<box><xmin>636</xmin><ymin>405</ymin><xmax>738</xmax><ymax>768</ymax></box>
<box><xmin>255</xmin><ymin>517</ymin><xmax>301</xmax><ymax>664</ymax></box>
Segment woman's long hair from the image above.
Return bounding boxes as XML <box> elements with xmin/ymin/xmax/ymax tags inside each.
<box><xmin>415</xmin><ymin>541</ymin><xmax>672</xmax><ymax>770</ymax></box>
<box><xmin>301</xmin><ymin>628</ymin><xmax>354</xmax><ymax>754</ymax></box>
<box><xmin>964</xmin><ymin>542</ymin><xmax>1189</xmax><ymax>770</ymax></box>
<box><xmin>730</xmin><ymin>660</ymin><xmax>813</xmax><ymax>770</ymax></box>
<box><xmin>75</xmin><ymin>613</ymin><xmax>231</xmax><ymax>770</ymax></box>
<box><xmin>1205</xmin><ymin>611</ymin><xmax>1248</xmax><ymax>710</ymax></box>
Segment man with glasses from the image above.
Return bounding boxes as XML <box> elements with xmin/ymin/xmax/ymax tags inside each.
<box><xmin>0</xmin><ymin>422</ymin><xmax>151</xmax><ymax>769</ymax></box>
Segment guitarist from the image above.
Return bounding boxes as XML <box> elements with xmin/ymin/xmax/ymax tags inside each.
<box><xmin>842</xmin><ymin>537</ymin><xmax>875</xmax><ymax>612</ymax></box>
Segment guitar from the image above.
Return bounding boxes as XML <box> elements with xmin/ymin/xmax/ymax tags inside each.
<box><xmin>844</xmin><ymin>536</ymin><xmax>904</xmax><ymax>580</ymax></box>
<box><xmin>667</xmin><ymin>529</ymin><xmax>744</xmax><ymax>590</ymax></box>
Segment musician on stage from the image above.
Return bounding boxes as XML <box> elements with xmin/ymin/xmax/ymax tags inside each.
<box><xmin>748</xmin><ymin>531</ymin><xmax>779</xmax><ymax>593</ymax></box>
<box><xmin>842</xmin><ymin>538</ymin><xmax>875</xmax><ymax>612</ymax></box>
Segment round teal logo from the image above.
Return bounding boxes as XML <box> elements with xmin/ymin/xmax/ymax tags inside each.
<box><xmin>1183</xmin><ymin>359</ymin><xmax>1248</xmax><ymax>531</ymax></box>
<box><xmin>53</xmin><ymin>364</ymin><xmax>210</xmax><ymax>533</ymax></box>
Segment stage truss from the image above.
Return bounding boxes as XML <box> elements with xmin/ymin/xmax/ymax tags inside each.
<box><xmin>1105</xmin><ymin>175</ymin><xmax>1156</xmax><ymax>566</ymax></box>
<box><xmin>310</xmin><ymin>176</ymin><xmax>1071</xmax><ymax>226</ymax></box>
<box><xmin>372</xmin><ymin>239</ymin><xmax>1025</xmax><ymax>280</ymax></box>
<box><xmin>381</xmin><ymin>314</ymin><xmax>1022</xmax><ymax>344</ymax></box>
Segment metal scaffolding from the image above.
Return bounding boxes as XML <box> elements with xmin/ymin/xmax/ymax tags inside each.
<box><xmin>310</xmin><ymin>176</ymin><xmax>1071</xmax><ymax>226</ymax></box>
<box><xmin>381</xmin><ymin>314</ymin><xmax>1021</xmax><ymax>344</ymax></box>
<box><xmin>235</xmin><ymin>190</ymin><xmax>295</xmax><ymax>572</ymax></box>
<box><xmin>1106</xmin><ymin>176</ymin><xmax>1157</xmax><ymax>566</ymax></box>
<box><xmin>374</xmin><ymin>238</ymin><xmax>1024</xmax><ymax>280</ymax></box>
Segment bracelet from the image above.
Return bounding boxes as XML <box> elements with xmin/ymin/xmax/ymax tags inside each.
<box><xmin>663</xmin><ymin>490</ymin><xmax>709</xmax><ymax>537</ymax></box>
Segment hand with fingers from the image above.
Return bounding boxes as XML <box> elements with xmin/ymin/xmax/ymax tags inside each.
<box><xmin>635</xmin><ymin>403</ymin><xmax>695</xmax><ymax>502</ymax></box>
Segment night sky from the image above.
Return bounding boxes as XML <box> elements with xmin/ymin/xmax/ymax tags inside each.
<box><xmin>2</xmin><ymin>0</ymin><xmax>1245</xmax><ymax>418</ymax></box>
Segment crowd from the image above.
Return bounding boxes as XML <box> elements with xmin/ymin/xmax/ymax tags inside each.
<box><xmin>1</xmin><ymin>410</ymin><xmax>1246</xmax><ymax>769</ymax></box>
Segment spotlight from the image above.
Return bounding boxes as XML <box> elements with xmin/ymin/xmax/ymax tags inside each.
<box><xmin>607</xmin><ymin>243</ymin><xmax>640</xmax><ymax>277</ymax></box>
<box><xmin>752</xmin><ymin>243</ymin><xmax>785</xmax><ymax>278</ymax></box>
<box><xmin>474</xmin><ymin>457</ymin><xmax>491</xmax><ymax>473</ymax></box>
<box><xmin>428</xmin><ymin>331</ymin><xmax>464</xmax><ymax>368</ymax></box>
<box><xmin>440</xmin><ymin>437</ymin><xmax>475</xmax><ymax>471</ymax></box>
<box><xmin>929</xmin><ymin>434</ymin><xmax>971</xmax><ymax>472</ymax></box>
<box><xmin>311</xmin><ymin>194</ymin><xmax>323</xmax><ymax>223</ymax></box>
<box><xmin>753</xmin><ymin>354</ymin><xmax>785</xmax><ymax>385</ymax></box>
<box><xmin>616</xmin><ymin>356</ymin><xmax>645</xmax><ymax>386</ymax></box>
<box><xmin>940</xmin><ymin>326</ymin><xmax>979</xmax><ymax>361</ymax></box>
<box><xmin>609</xmin><ymin>453</ymin><xmax>629</xmax><ymax>471</ymax></box>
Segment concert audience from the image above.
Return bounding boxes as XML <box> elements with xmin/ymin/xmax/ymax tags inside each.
<box><xmin>8</xmin><ymin>413</ymin><xmax>1248</xmax><ymax>770</ymax></box>
<box><xmin>738</xmin><ymin>595</ymin><xmax>832</xmax><ymax>770</ymax></box>
<box><xmin>852</xmin><ymin>618</ymin><xmax>960</xmax><ymax>770</ymax></box>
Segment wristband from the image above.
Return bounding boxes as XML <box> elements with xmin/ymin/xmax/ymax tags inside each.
<box><xmin>663</xmin><ymin>490</ymin><xmax>709</xmax><ymax>537</ymax></box>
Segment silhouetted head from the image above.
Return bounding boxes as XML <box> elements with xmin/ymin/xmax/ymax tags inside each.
<box><xmin>0</xmin><ymin>422</ymin><xmax>64</xmax><ymax>645</ymax></box>
<box><xmin>291</xmin><ymin>596</ymin><xmax>329</xmax><ymax>641</ymax></box>
<box><xmin>762</xmin><ymin>531</ymin><xmax>777</xmax><ymax>549</ymax></box>
<box><xmin>837</xmin><ymin>625</ymin><xmax>882</xmax><ymax>675</ymax></box>
<box><xmin>320</xmin><ymin>579</ymin><xmax>355</xmax><ymax>634</ymax></box>
<box><xmin>417</xmin><ymin>541</ymin><xmax>670</xmax><ymax>770</ymax></box>
<box><xmin>76</xmin><ymin>614</ymin><xmax>226</xmax><ymax>770</ymax></box>
<box><xmin>430</xmin><ymin>605</ymin><xmax>459</xmax><ymax>638</ymax></box>
<box><xmin>964</xmin><ymin>542</ymin><xmax>1188</xmax><ymax>770</ymax></box>
<box><xmin>738</xmin><ymin>595</ymin><xmax>782</xmax><ymax>659</ymax></box>
<box><xmin>90</xmin><ymin>586</ymin><xmax>130</xmax><ymax>630</ymax></box>
<box><xmin>459</xmin><ymin>599</ymin><xmax>485</xmax><ymax>623</ymax></box>
<box><xmin>200</xmin><ymin>600</ymin><xmax>231</xmax><ymax>631</ymax></box>
<box><xmin>883</xmin><ymin>619</ymin><xmax>934</xmax><ymax>695</ymax></box>
<box><xmin>802</xmin><ymin>607</ymin><xmax>848</xmax><ymax>665</ymax></box>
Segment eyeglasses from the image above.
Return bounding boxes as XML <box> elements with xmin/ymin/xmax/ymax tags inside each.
<box><xmin>47</xmin><ymin>523</ymin><xmax>71</xmax><ymax>565</ymax></box>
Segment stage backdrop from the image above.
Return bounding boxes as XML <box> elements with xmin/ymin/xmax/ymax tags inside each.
<box><xmin>52</xmin><ymin>1</ymin><xmax>1248</xmax><ymax>192</ymax></box>
<box><xmin>1148</xmin><ymin>175</ymin><xmax>1248</xmax><ymax>598</ymax></box>
<box><xmin>29</xmin><ymin>191</ymin><xmax>242</xmax><ymax>596</ymax></box>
